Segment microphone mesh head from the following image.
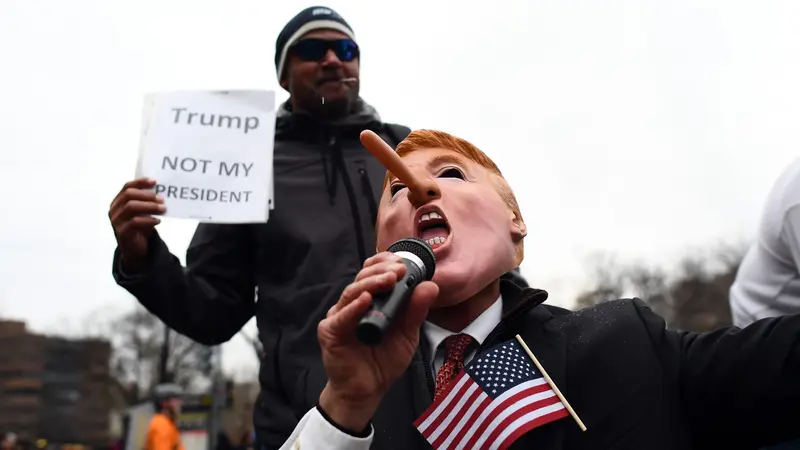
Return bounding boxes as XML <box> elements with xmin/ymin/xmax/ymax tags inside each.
<box><xmin>387</xmin><ymin>237</ymin><xmax>436</xmax><ymax>280</ymax></box>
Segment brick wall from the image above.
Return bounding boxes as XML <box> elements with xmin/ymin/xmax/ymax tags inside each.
<box><xmin>0</xmin><ymin>321</ymin><xmax>112</xmax><ymax>448</ymax></box>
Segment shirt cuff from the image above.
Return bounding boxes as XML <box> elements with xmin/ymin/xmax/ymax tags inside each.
<box><xmin>279</xmin><ymin>407</ymin><xmax>373</xmax><ymax>450</ymax></box>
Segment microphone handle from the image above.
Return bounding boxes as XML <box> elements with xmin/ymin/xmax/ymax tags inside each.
<box><xmin>356</xmin><ymin>258</ymin><xmax>423</xmax><ymax>346</ymax></box>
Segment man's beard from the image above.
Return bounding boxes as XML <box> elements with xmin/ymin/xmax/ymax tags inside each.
<box><xmin>308</xmin><ymin>90</ymin><xmax>356</xmax><ymax>119</ymax></box>
<box><xmin>293</xmin><ymin>77</ymin><xmax>358</xmax><ymax>120</ymax></box>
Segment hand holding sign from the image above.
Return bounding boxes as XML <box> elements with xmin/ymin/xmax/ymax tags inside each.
<box><xmin>108</xmin><ymin>177</ymin><xmax>164</xmax><ymax>272</ymax></box>
<box><xmin>359</xmin><ymin>130</ymin><xmax>440</xmax><ymax>206</ymax></box>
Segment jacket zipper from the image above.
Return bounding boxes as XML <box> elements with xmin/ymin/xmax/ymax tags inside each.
<box><xmin>356</xmin><ymin>161</ymin><xmax>378</xmax><ymax>225</ymax></box>
<box><xmin>330</xmin><ymin>134</ymin><xmax>368</xmax><ymax>262</ymax></box>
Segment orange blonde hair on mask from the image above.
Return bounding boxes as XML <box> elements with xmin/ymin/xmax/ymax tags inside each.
<box><xmin>386</xmin><ymin>129</ymin><xmax>525</xmax><ymax>261</ymax></box>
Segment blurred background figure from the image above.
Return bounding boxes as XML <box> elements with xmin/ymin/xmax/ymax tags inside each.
<box><xmin>145</xmin><ymin>384</ymin><xmax>184</xmax><ymax>450</ymax></box>
<box><xmin>1</xmin><ymin>433</ymin><xmax>18</xmax><ymax>450</ymax></box>
<box><xmin>729</xmin><ymin>157</ymin><xmax>800</xmax><ymax>450</ymax></box>
<box><xmin>730</xmin><ymin>158</ymin><xmax>800</xmax><ymax>326</ymax></box>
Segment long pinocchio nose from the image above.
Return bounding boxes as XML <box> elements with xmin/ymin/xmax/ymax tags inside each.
<box><xmin>359</xmin><ymin>130</ymin><xmax>441</xmax><ymax>206</ymax></box>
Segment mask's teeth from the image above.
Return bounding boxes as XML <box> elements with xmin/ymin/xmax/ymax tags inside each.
<box><xmin>426</xmin><ymin>236</ymin><xmax>447</xmax><ymax>247</ymax></box>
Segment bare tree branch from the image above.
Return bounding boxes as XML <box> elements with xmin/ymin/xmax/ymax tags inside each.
<box><xmin>102</xmin><ymin>305</ymin><xmax>212</xmax><ymax>398</ymax></box>
<box><xmin>575</xmin><ymin>243</ymin><xmax>745</xmax><ymax>332</ymax></box>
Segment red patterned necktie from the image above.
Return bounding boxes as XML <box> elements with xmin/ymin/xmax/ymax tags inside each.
<box><xmin>433</xmin><ymin>333</ymin><xmax>475</xmax><ymax>401</ymax></box>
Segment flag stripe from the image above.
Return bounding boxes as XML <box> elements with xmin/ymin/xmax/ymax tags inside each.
<box><xmin>414</xmin><ymin>371</ymin><xmax>470</xmax><ymax>430</ymax></box>
<box><xmin>496</xmin><ymin>407</ymin><xmax>570</xmax><ymax>450</ymax></box>
<box><xmin>421</xmin><ymin>373</ymin><xmax>474</xmax><ymax>437</ymax></box>
<box><xmin>467</xmin><ymin>388</ymin><xmax>558</xmax><ymax>450</ymax></box>
<box><xmin>431</xmin><ymin>382</ymin><xmax>486</xmax><ymax>449</ymax></box>
<box><xmin>428</xmin><ymin>380</ymin><xmax>482</xmax><ymax>445</ymax></box>
<box><xmin>425</xmin><ymin>378</ymin><xmax>473</xmax><ymax>439</ymax></box>
<box><xmin>432</xmin><ymin>378</ymin><xmax>547</xmax><ymax>448</ymax></box>
<box><xmin>420</xmin><ymin>374</ymin><xmax>545</xmax><ymax>437</ymax></box>
<box><xmin>440</xmin><ymin>394</ymin><xmax>492</xmax><ymax>450</ymax></box>
<box><xmin>479</xmin><ymin>396</ymin><xmax>564</xmax><ymax>450</ymax></box>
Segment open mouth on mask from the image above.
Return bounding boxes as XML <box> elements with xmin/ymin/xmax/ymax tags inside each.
<box><xmin>416</xmin><ymin>210</ymin><xmax>451</xmax><ymax>250</ymax></box>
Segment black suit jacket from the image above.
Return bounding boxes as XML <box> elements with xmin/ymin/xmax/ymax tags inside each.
<box><xmin>363</xmin><ymin>279</ymin><xmax>800</xmax><ymax>449</ymax></box>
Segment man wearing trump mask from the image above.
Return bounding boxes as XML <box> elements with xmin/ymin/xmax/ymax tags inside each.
<box><xmin>280</xmin><ymin>129</ymin><xmax>800</xmax><ymax>449</ymax></box>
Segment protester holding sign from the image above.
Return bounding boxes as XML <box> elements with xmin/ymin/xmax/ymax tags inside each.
<box><xmin>107</xmin><ymin>7</ymin><xmax>531</xmax><ymax>450</ymax></box>
<box><xmin>280</xmin><ymin>129</ymin><xmax>800</xmax><ymax>450</ymax></box>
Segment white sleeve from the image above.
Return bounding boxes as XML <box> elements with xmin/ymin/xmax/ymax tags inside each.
<box><xmin>781</xmin><ymin>205</ymin><xmax>800</xmax><ymax>269</ymax></box>
<box><xmin>279</xmin><ymin>407</ymin><xmax>374</xmax><ymax>450</ymax></box>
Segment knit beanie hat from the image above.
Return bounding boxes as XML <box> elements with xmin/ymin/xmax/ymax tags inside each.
<box><xmin>274</xmin><ymin>6</ymin><xmax>356</xmax><ymax>82</ymax></box>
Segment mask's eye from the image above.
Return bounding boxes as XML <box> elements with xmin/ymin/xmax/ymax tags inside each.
<box><xmin>390</xmin><ymin>183</ymin><xmax>406</xmax><ymax>196</ymax></box>
<box><xmin>439</xmin><ymin>167</ymin><xmax>465</xmax><ymax>179</ymax></box>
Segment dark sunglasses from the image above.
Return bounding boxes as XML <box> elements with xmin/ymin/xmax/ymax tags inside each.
<box><xmin>290</xmin><ymin>38</ymin><xmax>359</xmax><ymax>62</ymax></box>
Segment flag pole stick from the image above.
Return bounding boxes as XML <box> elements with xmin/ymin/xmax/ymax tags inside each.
<box><xmin>515</xmin><ymin>334</ymin><xmax>587</xmax><ymax>431</ymax></box>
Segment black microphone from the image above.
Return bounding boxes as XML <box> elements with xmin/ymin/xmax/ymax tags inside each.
<box><xmin>356</xmin><ymin>237</ymin><xmax>436</xmax><ymax>346</ymax></box>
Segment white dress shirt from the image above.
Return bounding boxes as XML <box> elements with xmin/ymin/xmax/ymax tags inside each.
<box><xmin>279</xmin><ymin>296</ymin><xmax>504</xmax><ymax>450</ymax></box>
<box><xmin>424</xmin><ymin>296</ymin><xmax>503</xmax><ymax>377</ymax></box>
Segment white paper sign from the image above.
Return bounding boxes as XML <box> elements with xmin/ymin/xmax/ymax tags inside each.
<box><xmin>136</xmin><ymin>90</ymin><xmax>276</xmax><ymax>223</ymax></box>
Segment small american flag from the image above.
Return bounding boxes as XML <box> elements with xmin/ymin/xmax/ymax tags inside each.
<box><xmin>414</xmin><ymin>338</ymin><xmax>569</xmax><ymax>450</ymax></box>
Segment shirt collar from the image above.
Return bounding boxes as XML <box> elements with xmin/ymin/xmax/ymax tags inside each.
<box><xmin>422</xmin><ymin>295</ymin><xmax>503</xmax><ymax>363</ymax></box>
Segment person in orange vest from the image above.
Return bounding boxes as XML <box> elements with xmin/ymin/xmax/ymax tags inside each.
<box><xmin>1</xmin><ymin>432</ymin><xmax>17</xmax><ymax>450</ymax></box>
<box><xmin>146</xmin><ymin>383</ymin><xmax>185</xmax><ymax>450</ymax></box>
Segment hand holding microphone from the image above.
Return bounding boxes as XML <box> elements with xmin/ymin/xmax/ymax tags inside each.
<box><xmin>316</xmin><ymin>249</ymin><xmax>439</xmax><ymax>432</ymax></box>
<box><xmin>356</xmin><ymin>238</ymin><xmax>436</xmax><ymax>345</ymax></box>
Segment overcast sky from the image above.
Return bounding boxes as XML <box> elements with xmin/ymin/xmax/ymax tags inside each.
<box><xmin>1</xmin><ymin>0</ymin><xmax>799</xmax><ymax>377</ymax></box>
